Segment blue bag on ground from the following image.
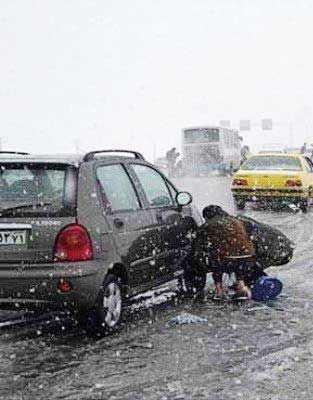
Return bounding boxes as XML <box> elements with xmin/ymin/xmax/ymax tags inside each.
<box><xmin>251</xmin><ymin>276</ymin><xmax>283</xmax><ymax>301</ymax></box>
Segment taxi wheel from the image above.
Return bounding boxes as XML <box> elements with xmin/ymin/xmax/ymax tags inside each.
<box><xmin>234</xmin><ymin>197</ymin><xmax>245</xmax><ymax>210</ymax></box>
<box><xmin>299</xmin><ymin>199</ymin><xmax>308</xmax><ymax>213</ymax></box>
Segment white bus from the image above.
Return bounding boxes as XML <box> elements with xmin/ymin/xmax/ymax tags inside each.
<box><xmin>182</xmin><ymin>126</ymin><xmax>241</xmax><ymax>175</ymax></box>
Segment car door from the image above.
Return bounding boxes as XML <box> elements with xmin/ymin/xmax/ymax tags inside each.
<box><xmin>129</xmin><ymin>163</ymin><xmax>196</xmax><ymax>280</ymax></box>
<box><xmin>95</xmin><ymin>162</ymin><xmax>161</xmax><ymax>289</ymax></box>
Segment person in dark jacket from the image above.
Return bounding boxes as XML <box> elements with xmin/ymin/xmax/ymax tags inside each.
<box><xmin>196</xmin><ymin>205</ymin><xmax>256</xmax><ymax>299</ymax></box>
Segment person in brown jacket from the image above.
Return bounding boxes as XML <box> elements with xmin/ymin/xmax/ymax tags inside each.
<box><xmin>196</xmin><ymin>205</ymin><xmax>256</xmax><ymax>299</ymax></box>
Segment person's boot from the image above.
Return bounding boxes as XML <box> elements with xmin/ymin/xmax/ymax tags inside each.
<box><xmin>213</xmin><ymin>282</ymin><xmax>226</xmax><ymax>301</ymax></box>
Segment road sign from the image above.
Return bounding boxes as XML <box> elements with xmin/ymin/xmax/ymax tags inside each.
<box><xmin>262</xmin><ymin>119</ymin><xmax>273</xmax><ymax>130</ymax></box>
<box><xmin>239</xmin><ymin>120</ymin><xmax>250</xmax><ymax>131</ymax></box>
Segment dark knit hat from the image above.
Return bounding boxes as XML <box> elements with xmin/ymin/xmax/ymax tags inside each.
<box><xmin>202</xmin><ymin>205</ymin><xmax>228</xmax><ymax>219</ymax></box>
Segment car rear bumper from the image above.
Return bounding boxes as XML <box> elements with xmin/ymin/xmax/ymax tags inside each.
<box><xmin>232</xmin><ymin>187</ymin><xmax>308</xmax><ymax>200</ymax></box>
<box><xmin>0</xmin><ymin>260</ymin><xmax>106</xmax><ymax>312</ymax></box>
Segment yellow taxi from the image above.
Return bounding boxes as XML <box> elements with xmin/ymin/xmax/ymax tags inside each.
<box><xmin>231</xmin><ymin>153</ymin><xmax>313</xmax><ymax>211</ymax></box>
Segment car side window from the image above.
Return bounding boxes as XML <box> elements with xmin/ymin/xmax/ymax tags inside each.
<box><xmin>132</xmin><ymin>164</ymin><xmax>173</xmax><ymax>207</ymax></box>
<box><xmin>97</xmin><ymin>164</ymin><xmax>140</xmax><ymax>212</ymax></box>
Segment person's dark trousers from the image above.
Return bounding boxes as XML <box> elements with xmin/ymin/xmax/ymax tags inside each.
<box><xmin>243</xmin><ymin>261</ymin><xmax>267</xmax><ymax>286</ymax></box>
<box><xmin>212</xmin><ymin>258</ymin><xmax>265</xmax><ymax>286</ymax></box>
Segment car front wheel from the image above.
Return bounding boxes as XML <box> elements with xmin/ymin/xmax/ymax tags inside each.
<box><xmin>182</xmin><ymin>261</ymin><xmax>207</xmax><ymax>296</ymax></box>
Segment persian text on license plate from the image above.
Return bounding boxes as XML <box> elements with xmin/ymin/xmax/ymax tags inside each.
<box><xmin>0</xmin><ymin>231</ymin><xmax>27</xmax><ymax>245</ymax></box>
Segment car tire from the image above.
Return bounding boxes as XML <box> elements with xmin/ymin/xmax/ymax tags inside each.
<box><xmin>183</xmin><ymin>261</ymin><xmax>207</xmax><ymax>296</ymax></box>
<box><xmin>84</xmin><ymin>274</ymin><xmax>123</xmax><ymax>336</ymax></box>
<box><xmin>234</xmin><ymin>197</ymin><xmax>245</xmax><ymax>210</ymax></box>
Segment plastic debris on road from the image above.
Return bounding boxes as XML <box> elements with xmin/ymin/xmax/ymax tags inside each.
<box><xmin>245</xmin><ymin>305</ymin><xmax>269</xmax><ymax>313</ymax></box>
<box><xmin>170</xmin><ymin>312</ymin><xmax>208</xmax><ymax>325</ymax></box>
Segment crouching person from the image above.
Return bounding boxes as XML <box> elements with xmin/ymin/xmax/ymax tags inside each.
<box><xmin>196</xmin><ymin>205</ymin><xmax>257</xmax><ymax>300</ymax></box>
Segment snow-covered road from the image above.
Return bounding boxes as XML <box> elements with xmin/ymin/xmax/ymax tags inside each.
<box><xmin>1</xmin><ymin>176</ymin><xmax>313</xmax><ymax>400</ymax></box>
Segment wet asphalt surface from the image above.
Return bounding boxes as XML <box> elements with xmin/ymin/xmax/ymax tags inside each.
<box><xmin>1</xmin><ymin>176</ymin><xmax>313</xmax><ymax>400</ymax></box>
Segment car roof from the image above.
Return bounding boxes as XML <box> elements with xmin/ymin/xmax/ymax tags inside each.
<box><xmin>0</xmin><ymin>153</ymin><xmax>82</xmax><ymax>166</ymax></box>
<box><xmin>258</xmin><ymin>150</ymin><xmax>284</xmax><ymax>154</ymax></box>
<box><xmin>0</xmin><ymin>150</ymin><xmax>147</xmax><ymax>166</ymax></box>
<box><xmin>249</xmin><ymin>152</ymin><xmax>303</xmax><ymax>158</ymax></box>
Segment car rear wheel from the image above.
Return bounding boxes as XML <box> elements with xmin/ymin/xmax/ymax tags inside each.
<box><xmin>84</xmin><ymin>274</ymin><xmax>123</xmax><ymax>335</ymax></box>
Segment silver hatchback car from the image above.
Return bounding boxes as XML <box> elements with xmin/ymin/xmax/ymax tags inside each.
<box><xmin>0</xmin><ymin>150</ymin><xmax>205</xmax><ymax>333</ymax></box>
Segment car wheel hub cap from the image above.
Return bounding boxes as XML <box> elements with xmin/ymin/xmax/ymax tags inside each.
<box><xmin>103</xmin><ymin>282</ymin><xmax>122</xmax><ymax>328</ymax></box>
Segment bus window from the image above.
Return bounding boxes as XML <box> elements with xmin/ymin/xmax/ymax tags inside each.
<box><xmin>184</xmin><ymin>128</ymin><xmax>219</xmax><ymax>142</ymax></box>
<box><xmin>203</xmin><ymin>129</ymin><xmax>219</xmax><ymax>141</ymax></box>
<box><xmin>182</xmin><ymin>126</ymin><xmax>241</xmax><ymax>175</ymax></box>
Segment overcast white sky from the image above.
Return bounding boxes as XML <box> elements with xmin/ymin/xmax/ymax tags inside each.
<box><xmin>1</xmin><ymin>0</ymin><xmax>313</xmax><ymax>159</ymax></box>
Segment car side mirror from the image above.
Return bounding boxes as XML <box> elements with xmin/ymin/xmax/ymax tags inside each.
<box><xmin>176</xmin><ymin>191</ymin><xmax>192</xmax><ymax>207</ymax></box>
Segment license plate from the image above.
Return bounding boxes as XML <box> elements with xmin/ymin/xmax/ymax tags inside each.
<box><xmin>0</xmin><ymin>230</ymin><xmax>27</xmax><ymax>245</ymax></box>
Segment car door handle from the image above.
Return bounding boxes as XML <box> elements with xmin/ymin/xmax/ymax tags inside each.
<box><xmin>113</xmin><ymin>218</ymin><xmax>124</xmax><ymax>228</ymax></box>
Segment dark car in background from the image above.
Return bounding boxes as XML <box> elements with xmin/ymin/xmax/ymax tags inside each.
<box><xmin>0</xmin><ymin>150</ymin><xmax>204</xmax><ymax>333</ymax></box>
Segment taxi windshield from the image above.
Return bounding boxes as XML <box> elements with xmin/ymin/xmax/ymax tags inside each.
<box><xmin>241</xmin><ymin>156</ymin><xmax>302</xmax><ymax>171</ymax></box>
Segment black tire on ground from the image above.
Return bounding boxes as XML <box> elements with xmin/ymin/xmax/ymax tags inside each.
<box><xmin>234</xmin><ymin>197</ymin><xmax>246</xmax><ymax>210</ymax></box>
<box><xmin>83</xmin><ymin>274</ymin><xmax>123</xmax><ymax>336</ymax></box>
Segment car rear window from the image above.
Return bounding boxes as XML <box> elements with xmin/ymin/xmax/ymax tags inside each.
<box><xmin>0</xmin><ymin>163</ymin><xmax>77</xmax><ymax>217</ymax></box>
<box><xmin>241</xmin><ymin>156</ymin><xmax>302</xmax><ymax>171</ymax></box>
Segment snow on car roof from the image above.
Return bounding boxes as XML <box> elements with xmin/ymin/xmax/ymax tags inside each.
<box><xmin>0</xmin><ymin>153</ymin><xmax>82</xmax><ymax>166</ymax></box>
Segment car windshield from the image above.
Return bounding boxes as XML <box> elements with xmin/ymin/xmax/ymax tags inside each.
<box><xmin>241</xmin><ymin>156</ymin><xmax>302</xmax><ymax>171</ymax></box>
<box><xmin>0</xmin><ymin>163</ymin><xmax>77</xmax><ymax>216</ymax></box>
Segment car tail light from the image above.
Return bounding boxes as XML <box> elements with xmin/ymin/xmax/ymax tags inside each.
<box><xmin>233</xmin><ymin>178</ymin><xmax>248</xmax><ymax>186</ymax></box>
<box><xmin>285</xmin><ymin>179</ymin><xmax>302</xmax><ymax>187</ymax></box>
<box><xmin>54</xmin><ymin>224</ymin><xmax>93</xmax><ymax>262</ymax></box>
